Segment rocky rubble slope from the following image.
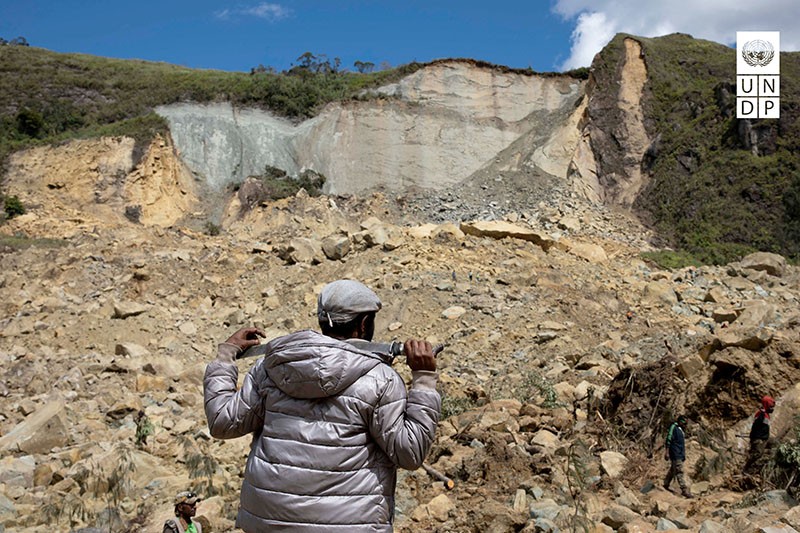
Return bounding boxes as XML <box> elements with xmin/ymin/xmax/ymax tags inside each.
<box><xmin>3</xmin><ymin>136</ymin><xmax>800</xmax><ymax>533</ymax></box>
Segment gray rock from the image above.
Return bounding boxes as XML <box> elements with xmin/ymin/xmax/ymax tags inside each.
<box><xmin>656</xmin><ymin>517</ymin><xmax>679</xmax><ymax>530</ymax></box>
<box><xmin>761</xmin><ymin>490</ymin><xmax>797</xmax><ymax>509</ymax></box>
<box><xmin>529</xmin><ymin>498</ymin><xmax>562</xmax><ymax>521</ymax></box>
<box><xmin>533</xmin><ymin>517</ymin><xmax>560</xmax><ymax>532</ymax></box>
<box><xmin>0</xmin><ymin>455</ymin><xmax>35</xmax><ymax>488</ymax></box>
<box><xmin>677</xmin><ymin>286</ymin><xmax>707</xmax><ymax>303</ymax></box>
<box><xmin>0</xmin><ymin>491</ymin><xmax>16</xmax><ymax>517</ymax></box>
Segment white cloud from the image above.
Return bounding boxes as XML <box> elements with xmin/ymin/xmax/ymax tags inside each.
<box><xmin>215</xmin><ymin>3</ymin><xmax>290</xmax><ymax>22</ymax></box>
<box><xmin>553</xmin><ymin>0</ymin><xmax>800</xmax><ymax>70</ymax></box>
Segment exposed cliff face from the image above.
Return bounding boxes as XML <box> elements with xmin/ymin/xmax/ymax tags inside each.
<box><xmin>123</xmin><ymin>135</ymin><xmax>197</xmax><ymax>227</ymax></box>
<box><xmin>574</xmin><ymin>37</ymin><xmax>650</xmax><ymax>207</ymax></box>
<box><xmin>3</xmin><ymin>135</ymin><xmax>195</xmax><ymax>236</ymax></box>
<box><xmin>156</xmin><ymin>61</ymin><xmax>585</xmax><ymax>195</ymax></box>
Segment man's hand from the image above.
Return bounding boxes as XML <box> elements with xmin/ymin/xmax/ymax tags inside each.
<box><xmin>225</xmin><ymin>327</ymin><xmax>265</xmax><ymax>353</ymax></box>
<box><xmin>217</xmin><ymin>327</ymin><xmax>265</xmax><ymax>363</ymax></box>
<box><xmin>403</xmin><ymin>339</ymin><xmax>436</xmax><ymax>372</ymax></box>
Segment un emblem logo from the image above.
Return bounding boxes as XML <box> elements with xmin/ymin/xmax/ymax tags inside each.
<box><xmin>742</xmin><ymin>39</ymin><xmax>775</xmax><ymax>67</ymax></box>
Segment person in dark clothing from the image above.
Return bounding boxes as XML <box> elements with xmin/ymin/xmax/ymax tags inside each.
<box><xmin>663</xmin><ymin>415</ymin><xmax>692</xmax><ymax>498</ymax></box>
<box><xmin>746</xmin><ymin>395</ymin><xmax>775</xmax><ymax>476</ymax></box>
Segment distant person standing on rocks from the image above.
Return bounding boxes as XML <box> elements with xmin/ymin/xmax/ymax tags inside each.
<box><xmin>746</xmin><ymin>395</ymin><xmax>775</xmax><ymax>475</ymax></box>
<box><xmin>663</xmin><ymin>415</ymin><xmax>692</xmax><ymax>498</ymax></box>
<box><xmin>134</xmin><ymin>410</ymin><xmax>154</xmax><ymax>448</ymax></box>
<box><xmin>204</xmin><ymin>279</ymin><xmax>441</xmax><ymax>532</ymax></box>
<box><xmin>163</xmin><ymin>491</ymin><xmax>202</xmax><ymax>533</ymax></box>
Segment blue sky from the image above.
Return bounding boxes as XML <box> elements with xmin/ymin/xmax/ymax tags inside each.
<box><xmin>1</xmin><ymin>1</ymin><xmax>798</xmax><ymax>73</ymax></box>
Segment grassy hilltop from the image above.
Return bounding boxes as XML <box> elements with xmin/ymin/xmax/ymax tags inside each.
<box><xmin>0</xmin><ymin>46</ymin><xmax>423</xmax><ymax>173</ymax></box>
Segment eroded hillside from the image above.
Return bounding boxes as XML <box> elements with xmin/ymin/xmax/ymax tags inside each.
<box><xmin>4</xmin><ymin>35</ymin><xmax>800</xmax><ymax>533</ymax></box>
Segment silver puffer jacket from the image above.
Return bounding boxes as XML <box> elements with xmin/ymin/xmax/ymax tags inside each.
<box><xmin>204</xmin><ymin>330</ymin><xmax>441</xmax><ymax>532</ymax></box>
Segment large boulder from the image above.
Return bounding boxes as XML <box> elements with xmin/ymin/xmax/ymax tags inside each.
<box><xmin>602</xmin><ymin>504</ymin><xmax>642</xmax><ymax>529</ymax></box>
<box><xmin>642</xmin><ymin>281</ymin><xmax>678</xmax><ymax>306</ymax></box>
<box><xmin>321</xmin><ymin>233</ymin><xmax>351</xmax><ymax>260</ymax></box>
<box><xmin>275</xmin><ymin>237</ymin><xmax>324</xmax><ymax>264</ymax></box>
<box><xmin>599</xmin><ymin>451</ymin><xmax>629</xmax><ymax>479</ymax></box>
<box><xmin>771</xmin><ymin>384</ymin><xmax>800</xmax><ymax>440</ymax></box>
<box><xmin>739</xmin><ymin>252</ymin><xmax>787</xmax><ymax>277</ymax></box>
<box><xmin>0</xmin><ymin>400</ymin><xmax>69</xmax><ymax>454</ymax></box>
<box><xmin>565</xmin><ymin>240</ymin><xmax>608</xmax><ymax>263</ymax></box>
<box><xmin>460</xmin><ymin>221</ymin><xmax>557</xmax><ymax>251</ymax></box>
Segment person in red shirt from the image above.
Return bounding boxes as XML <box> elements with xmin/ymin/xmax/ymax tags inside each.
<box><xmin>745</xmin><ymin>395</ymin><xmax>775</xmax><ymax>478</ymax></box>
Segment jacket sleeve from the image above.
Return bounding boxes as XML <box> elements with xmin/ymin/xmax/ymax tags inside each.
<box><xmin>203</xmin><ymin>345</ymin><xmax>266</xmax><ymax>439</ymax></box>
<box><xmin>369</xmin><ymin>369</ymin><xmax>441</xmax><ymax>470</ymax></box>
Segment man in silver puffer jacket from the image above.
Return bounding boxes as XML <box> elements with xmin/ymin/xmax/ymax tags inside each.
<box><xmin>204</xmin><ymin>280</ymin><xmax>441</xmax><ymax>532</ymax></box>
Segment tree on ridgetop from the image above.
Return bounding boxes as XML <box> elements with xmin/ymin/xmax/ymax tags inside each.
<box><xmin>354</xmin><ymin>60</ymin><xmax>375</xmax><ymax>73</ymax></box>
<box><xmin>292</xmin><ymin>52</ymin><xmax>340</xmax><ymax>75</ymax></box>
<box><xmin>296</xmin><ymin>51</ymin><xmax>316</xmax><ymax>70</ymax></box>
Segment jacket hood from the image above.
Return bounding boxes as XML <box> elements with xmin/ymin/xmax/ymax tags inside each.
<box><xmin>262</xmin><ymin>330</ymin><xmax>391</xmax><ymax>399</ymax></box>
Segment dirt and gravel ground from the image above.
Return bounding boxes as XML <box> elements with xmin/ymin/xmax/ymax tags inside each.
<box><xmin>2</xmin><ymin>143</ymin><xmax>800</xmax><ymax>532</ymax></box>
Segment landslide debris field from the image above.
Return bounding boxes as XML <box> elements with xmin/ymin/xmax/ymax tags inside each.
<box><xmin>3</xmin><ymin>156</ymin><xmax>800</xmax><ymax>532</ymax></box>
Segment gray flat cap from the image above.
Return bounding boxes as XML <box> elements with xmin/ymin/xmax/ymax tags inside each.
<box><xmin>317</xmin><ymin>280</ymin><xmax>382</xmax><ymax>326</ymax></box>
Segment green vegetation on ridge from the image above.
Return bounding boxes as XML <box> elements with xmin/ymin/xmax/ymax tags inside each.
<box><xmin>615</xmin><ymin>34</ymin><xmax>800</xmax><ymax>264</ymax></box>
<box><xmin>0</xmin><ymin>47</ymin><xmax>425</xmax><ymax>182</ymax></box>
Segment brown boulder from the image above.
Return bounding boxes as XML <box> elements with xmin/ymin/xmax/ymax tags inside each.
<box><xmin>739</xmin><ymin>251</ymin><xmax>787</xmax><ymax>277</ymax></box>
<box><xmin>0</xmin><ymin>400</ymin><xmax>69</xmax><ymax>454</ymax></box>
<box><xmin>460</xmin><ymin>220</ymin><xmax>557</xmax><ymax>251</ymax></box>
